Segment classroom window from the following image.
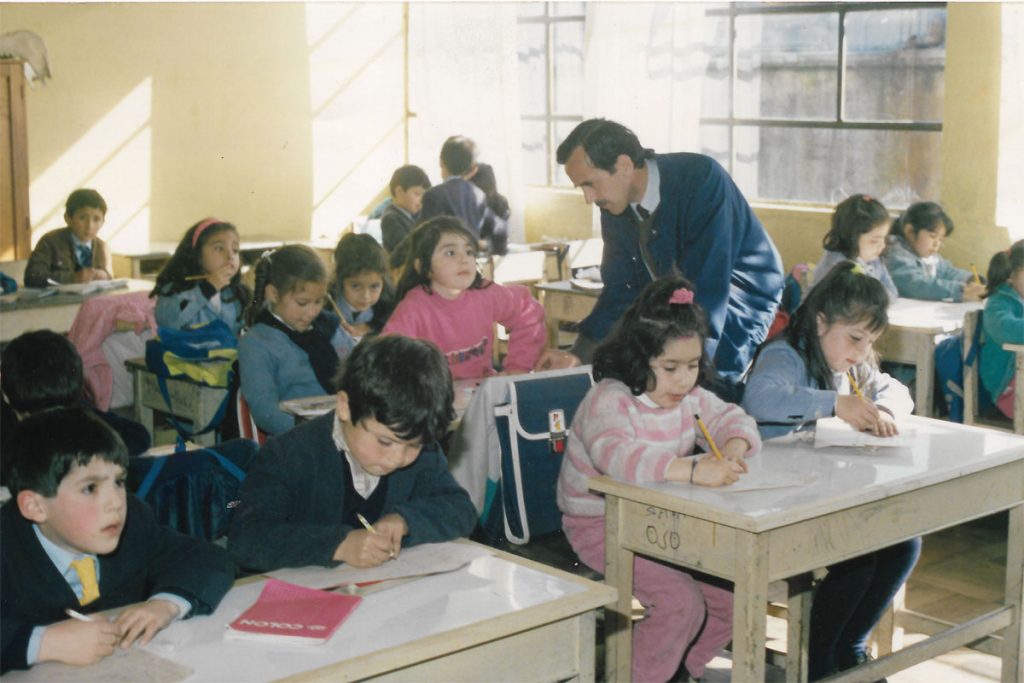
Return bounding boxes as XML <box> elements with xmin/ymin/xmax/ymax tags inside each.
<box><xmin>517</xmin><ymin>2</ymin><xmax>586</xmax><ymax>187</ymax></box>
<box><xmin>701</xmin><ymin>2</ymin><xmax>946</xmax><ymax>208</ymax></box>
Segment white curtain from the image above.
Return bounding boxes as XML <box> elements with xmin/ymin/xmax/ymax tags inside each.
<box><xmin>581</xmin><ymin>2</ymin><xmax>711</xmax><ymax>155</ymax></box>
<box><xmin>998</xmin><ymin>3</ymin><xmax>1024</xmax><ymax>241</ymax></box>
<box><xmin>407</xmin><ymin>3</ymin><xmax>525</xmax><ymax>242</ymax></box>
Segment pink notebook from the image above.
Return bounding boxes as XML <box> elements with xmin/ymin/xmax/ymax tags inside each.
<box><xmin>225</xmin><ymin>579</ymin><xmax>362</xmax><ymax>645</ymax></box>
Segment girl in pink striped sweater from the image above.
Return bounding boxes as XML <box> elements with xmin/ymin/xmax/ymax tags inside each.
<box><xmin>557</xmin><ymin>276</ymin><xmax>761</xmax><ymax>683</ymax></box>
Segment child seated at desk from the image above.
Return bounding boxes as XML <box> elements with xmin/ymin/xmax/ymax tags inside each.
<box><xmin>151</xmin><ymin>218</ymin><xmax>251</xmax><ymax>335</ymax></box>
<box><xmin>980</xmin><ymin>240</ymin><xmax>1024</xmax><ymax>420</ymax></box>
<box><xmin>1</xmin><ymin>330</ymin><xmax>151</xmax><ymax>484</ymax></box>
<box><xmin>0</xmin><ymin>408</ymin><xmax>235</xmax><ymax>673</ymax></box>
<box><xmin>383</xmin><ymin>216</ymin><xmax>546</xmax><ymax>381</ymax></box>
<box><xmin>884</xmin><ymin>202</ymin><xmax>986</xmax><ymax>302</ymax></box>
<box><xmin>558</xmin><ymin>277</ymin><xmax>758</xmax><ymax>683</ymax></box>
<box><xmin>329</xmin><ymin>233</ymin><xmax>395</xmax><ymax>358</ymax></box>
<box><xmin>742</xmin><ymin>262</ymin><xmax>919</xmax><ymax>681</ymax></box>
<box><xmin>380</xmin><ymin>164</ymin><xmax>430</xmax><ymax>267</ymax></box>
<box><xmin>24</xmin><ymin>189</ymin><xmax>113</xmax><ymax>287</ymax></box>
<box><xmin>807</xmin><ymin>194</ymin><xmax>897</xmax><ymax>303</ymax></box>
<box><xmin>238</xmin><ymin>245</ymin><xmax>347</xmax><ymax>435</ymax></box>
<box><xmin>227</xmin><ymin>334</ymin><xmax>477</xmax><ymax>572</ymax></box>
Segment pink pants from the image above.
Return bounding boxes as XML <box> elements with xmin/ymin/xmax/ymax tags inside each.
<box><xmin>564</xmin><ymin>514</ymin><xmax>734</xmax><ymax>683</ymax></box>
<box><xmin>997</xmin><ymin>380</ymin><xmax>1017</xmax><ymax>420</ymax></box>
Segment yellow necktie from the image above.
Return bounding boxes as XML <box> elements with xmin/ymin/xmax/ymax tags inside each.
<box><xmin>70</xmin><ymin>557</ymin><xmax>99</xmax><ymax>606</ymax></box>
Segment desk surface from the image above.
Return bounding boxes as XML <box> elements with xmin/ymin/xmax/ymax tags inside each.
<box><xmin>536</xmin><ymin>280</ymin><xmax>602</xmax><ymax>298</ymax></box>
<box><xmin>886</xmin><ymin>297</ymin><xmax>983</xmax><ymax>332</ymax></box>
<box><xmin>142</xmin><ymin>546</ymin><xmax>615</xmax><ymax>682</ymax></box>
<box><xmin>592</xmin><ymin>416</ymin><xmax>1024</xmax><ymax>534</ymax></box>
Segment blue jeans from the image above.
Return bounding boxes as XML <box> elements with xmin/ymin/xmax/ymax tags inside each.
<box><xmin>808</xmin><ymin>537</ymin><xmax>922</xmax><ymax>681</ymax></box>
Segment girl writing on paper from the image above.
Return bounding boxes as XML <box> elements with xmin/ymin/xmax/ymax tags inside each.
<box><xmin>557</xmin><ymin>276</ymin><xmax>759</xmax><ymax>683</ymax></box>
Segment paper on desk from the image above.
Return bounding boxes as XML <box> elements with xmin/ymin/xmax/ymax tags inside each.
<box><xmin>279</xmin><ymin>394</ymin><xmax>337</xmax><ymax>418</ymax></box>
<box><xmin>56</xmin><ymin>278</ymin><xmax>129</xmax><ymax>295</ymax></box>
<box><xmin>813</xmin><ymin>417</ymin><xmax>915</xmax><ymax>449</ymax></box>
<box><xmin>717</xmin><ymin>469</ymin><xmax>818</xmax><ymax>492</ymax></box>
<box><xmin>2</xmin><ymin>647</ymin><xmax>192</xmax><ymax>683</ymax></box>
<box><xmin>268</xmin><ymin>541</ymin><xmax>493</xmax><ymax>590</ymax></box>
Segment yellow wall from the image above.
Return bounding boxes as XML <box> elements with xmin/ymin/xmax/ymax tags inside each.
<box><xmin>2</xmin><ymin>2</ymin><xmax>404</xmax><ymax>252</ymax></box>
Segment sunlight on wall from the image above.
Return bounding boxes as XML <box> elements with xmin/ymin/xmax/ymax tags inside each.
<box><xmin>29</xmin><ymin>77</ymin><xmax>152</xmax><ymax>253</ymax></box>
<box><xmin>306</xmin><ymin>3</ymin><xmax>405</xmax><ymax>241</ymax></box>
<box><xmin>998</xmin><ymin>4</ymin><xmax>1024</xmax><ymax>241</ymax></box>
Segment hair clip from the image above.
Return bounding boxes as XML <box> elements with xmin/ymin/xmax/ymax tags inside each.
<box><xmin>862</xmin><ymin>195</ymin><xmax>874</xmax><ymax>203</ymax></box>
<box><xmin>668</xmin><ymin>288</ymin><xmax>694</xmax><ymax>305</ymax></box>
<box><xmin>191</xmin><ymin>218</ymin><xmax>222</xmax><ymax>248</ymax></box>
<box><xmin>260</xmin><ymin>249</ymin><xmax>274</xmax><ymax>263</ymax></box>
<box><xmin>850</xmin><ymin>262</ymin><xmax>867</xmax><ymax>275</ymax></box>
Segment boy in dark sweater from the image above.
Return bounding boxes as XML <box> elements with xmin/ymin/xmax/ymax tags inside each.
<box><xmin>1</xmin><ymin>409</ymin><xmax>234</xmax><ymax>673</ymax></box>
<box><xmin>227</xmin><ymin>334</ymin><xmax>476</xmax><ymax>572</ymax></box>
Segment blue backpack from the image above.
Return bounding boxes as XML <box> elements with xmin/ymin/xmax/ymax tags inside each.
<box><xmin>935</xmin><ymin>314</ymin><xmax>989</xmax><ymax>422</ymax></box>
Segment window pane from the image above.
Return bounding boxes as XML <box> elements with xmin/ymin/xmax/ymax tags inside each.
<box><xmin>699</xmin><ymin>124</ymin><xmax>731</xmax><ymax>173</ymax></box>
<box><xmin>734</xmin><ymin>125</ymin><xmax>941</xmax><ymax>207</ymax></box>
<box><xmin>517</xmin><ymin>2</ymin><xmax>544</xmax><ymax>19</ymax></box>
<box><xmin>522</xmin><ymin>120</ymin><xmax>549</xmax><ymax>186</ymax></box>
<box><xmin>552</xmin><ymin>2</ymin><xmax>585</xmax><ymax>17</ymax></box>
<box><xmin>553</xmin><ymin>20</ymin><xmax>584</xmax><ymax>115</ymax></box>
<box><xmin>517</xmin><ymin>23</ymin><xmax>547</xmax><ymax>116</ymax></box>
<box><xmin>735</xmin><ymin>13</ymin><xmax>839</xmax><ymax>120</ymax></box>
<box><xmin>701</xmin><ymin>13</ymin><xmax>731</xmax><ymax>119</ymax></box>
<box><xmin>554</xmin><ymin>120</ymin><xmax>581</xmax><ymax>186</ymax></box>
<box><xmin>844</xmin><ymin>9</ymin><xmax>946</xmax><ymax>122</ymax></box>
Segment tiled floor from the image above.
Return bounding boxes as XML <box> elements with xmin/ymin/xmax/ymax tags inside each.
<box><xmin>500</xmin><ymin>512</ymin><xmax>1011</xmax><ymax>682</ymax></box>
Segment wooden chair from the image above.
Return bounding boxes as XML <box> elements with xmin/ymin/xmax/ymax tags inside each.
<box><xmin>236</xmin><ymin>390</ymin><xmax>268</xmax><ymax>446</ymax></box>
<box><xmin>962</xmin><ymin>310</ymin><xmax>1024</xmax><ymax>433</ymax></box>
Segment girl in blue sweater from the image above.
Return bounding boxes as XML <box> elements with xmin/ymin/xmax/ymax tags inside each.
<box><xmin>239</xmin><ymin>245</ymin><xmax>347</xmax><ymax>435</ymax></box>
<box><xmin>884</xmin><ymin>202</ymin><xmax>986</xmax><ymax>302</ymax></box>
<box><xmin>743</xmin><ymin>262</ymin><xmax>918</xmax><ymax>681</ymax></box>
<box><xmin>329</xmin><ymin>233</ymin><xmax>394</xmax><ymax>358</ymax></box>
<box><xmin>151</xmin><ymin>218</ymin><xmax>251</xmax><ymax>335</ymax></box>
<box><xmin>980</xmin><ymin>240</ymin><xmax>1024</xmax><ymax>419</ymax></box>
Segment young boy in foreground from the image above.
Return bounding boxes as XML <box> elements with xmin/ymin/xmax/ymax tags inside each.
<box><xmin>227</xmin><ymin>334</ymin><xmax>477</xmax><ymax>572</ymax></box>
<box><xmin>0</xmin><ymin>408</ymin><xmax>235</xmax><ymax>673</ymax></box>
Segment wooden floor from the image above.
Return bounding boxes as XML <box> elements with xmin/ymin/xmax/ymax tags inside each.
<box><xmin>503</xmin><ymin>512</ymin><xmax>1011</xmax><ymax>682</ymax></box>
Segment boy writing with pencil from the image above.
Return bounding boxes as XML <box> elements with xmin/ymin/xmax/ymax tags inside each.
<box><xmin>1</xmin><ymin>408</ymin><xmax>235</xmax><ymax>673</ymax></box>
<box><xmin>24</xmin><ymin>189</ymin><xmax>114</xmax><ymax>287</ymax></box>
<box><xmin>227</xmin><ymin>334</ymin><xmax>477</xmax><ymax>572</ymax></box>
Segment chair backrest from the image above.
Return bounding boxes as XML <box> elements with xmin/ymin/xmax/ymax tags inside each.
<box><xmin>237</xmin><ymin>390</ymin><xmax>267</xmax><ymax>446</ymax></box>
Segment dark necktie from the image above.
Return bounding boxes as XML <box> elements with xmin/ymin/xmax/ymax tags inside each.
<box><xmin>77</xmin><ymin>244</ymin><xmax>93</xmax><ymax>268</ymax></box>
<box><xmin>632</xmin><ymin>205</ymin><xmax>656</xmax><ymax>280</ymax></box>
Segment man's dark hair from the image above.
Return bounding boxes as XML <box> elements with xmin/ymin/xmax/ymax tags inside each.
<box><xmin>7</xmin><ymin>407</ymin><xmax>129</xmax><ymax>497</ymax></box>
<box><xmin>65</xmin><ymin>188</ymin><xmax>107</xmax><ymax>216</ymax></box>
<box><xmin>389</xmin><ymin>165</ymin><xmax>431</xmax><ymax>195</ymax></box>
<box><xmin>556</xmin><ymin>119</ymin><xmax>654</xmax><ymax>173</ymax></box>
<box><xmin>440</xmin><ymin>136</ymin><xmax>478</xmax><ymax>177</ymax></box>
<box><xmin>1</xmin><ymin>330</ymin><xmax>83</xmax><ymax>413</ymax></box>
<box><xmin>334</xmin><ymin>334</ymin><xmax>455</xmax><ymax>445</ymax></box>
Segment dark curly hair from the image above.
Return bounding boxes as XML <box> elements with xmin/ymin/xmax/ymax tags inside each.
<box><xmin>395</xmin><ymin>216</ymin><xmax>490</xmax><ymax>301</ymax></box>
<box><xmin>824</xmin><ymin>194</ymin><xmax>891</xmax><ymax>258</ymax></box>
<box><xmin>593</xmin><ymin>276</ymin><xmax>711</xmax><ymax>396</ymax></box>
<box><xmin>985</xmin><ymin>239</ymin><xmax>1024</xmax><ymax>298</ymax></box>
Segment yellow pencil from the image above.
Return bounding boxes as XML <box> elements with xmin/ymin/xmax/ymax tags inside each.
<box><xmin>971</xmin><ymin>263</ymin><xmax>982</xmax><ymax>286</ymax></box>
<box><xmin>356</xmin><ymin>513</ymin><xmax>376</xmax><ymax>534</ymax></box>
<box><xmin>325</xmin><ymin>293</ymin><xmax>344</xmax><ymax>318</ymax></box>
<box><xmin>694</xmin><ymin>414</ymin><xmax>724</xmax><ymax>461</ymax></box>
<box><xmin>184</xmin><ymin>274</ymin><xmax>207</xmax><ymax>281</ymax></box>
<box><xmin>847</xmin><ymin>370</ymin><xmax>866</xmax><ymax>400</ymax></box>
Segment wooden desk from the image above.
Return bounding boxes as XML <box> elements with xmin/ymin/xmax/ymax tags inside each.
<box><xmin>125</xmin><ymin>357</ymin><xmax>228</xmax><ymax>447</ymax></box>
<box><xmin>1004</xmin><ymin>343</ymin><xmax>1024</xmax><ymax>433</ymax></box>
<box><xmin>140</xmin><ymin>544</ymin><xmax>616</xmax><ymax>682</ymax></box>
<box><xmin>592</xmin><ymin>417</ymin><xmax>1024</xmax><ymax>682</ymax></box>
<box><xmin>874</xmin><ymin>298</ymin><xmax>983</xmax><ymax>417</ymax></box>
<box><xmin>535</xmin><ymin>281</ymin><xmax>600</xmax><ymax>348</ymax></box>
<box><xmin>0</xmin><ymin>279</ymin><xmax>152</xmax><ymax>343</ymax></box>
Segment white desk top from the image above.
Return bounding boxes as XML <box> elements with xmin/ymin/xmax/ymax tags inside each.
<box><xmin>139</xmin><ymin>552</ymin><xmax>607</xmax><ymax>682</ymax></box>
<box><xmin>886</xmin><ymin>297</ymin><xmax>983</xmax><ymax>332</ymax></box>
<box><xmin>591</xmin><ymin>416</ymin><xmax>1024</xmax><ymax>533</ymax></box>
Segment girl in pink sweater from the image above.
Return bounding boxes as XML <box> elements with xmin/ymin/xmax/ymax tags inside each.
<box><xmin>557</xmin><ymin>276</ymin><xmax>760</xmax><ymax>683</ymax></box>
<box><xmin>383</xmin><ymin>217</ymin><xmax>546</xmax><ymax>380</ymax></box>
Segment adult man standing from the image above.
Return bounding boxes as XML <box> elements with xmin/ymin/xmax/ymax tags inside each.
<box><xmin>550</xmin><ymin>118</ymin><xmax>783</xmax><ymax>385</ymax></box>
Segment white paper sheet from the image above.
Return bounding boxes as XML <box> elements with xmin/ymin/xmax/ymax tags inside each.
<box><xmin>716</xmin><ymin>469</ymin><xmax>818</xmax><ymax>491</ymax></box>
<box><xmin>267</xmin><ymin>541</ymin><xmax>493</xmax><ymax>590</ymax></box>
<box><xmin>813</xmin><ymin>416</ymin><xmax>915</xmax><ymax>449</ymax></box>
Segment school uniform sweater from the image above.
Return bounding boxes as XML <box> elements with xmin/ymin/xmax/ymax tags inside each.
<box><xmin>741</xmin><ymin>339</ymin><xmax>914</xmax><ymax>440</ymax></box>
<box><xmin>382</xmin><ymin>283</ymin><xmax>545</xmax><ymax>380</ymax></box>
<box><xmin>329</xmin><ymin>291</ymin><xmax>377</xmax><ymax>359</ymax></box>
<box><xmin>24</xmin><ymin>228</ymin><xmax>113</xmax><ymax>287</ymax></box>
<box><xmin>557</xmin><ymin>379</ymin><xmax>761</xmax><ymax>520</ymax></box>
<box><xmin>380</xmin><ymin>203</ymin><xmax>416</xmax><ymax>254</ymax></box>
<box><xmin>226</xmin><ymin>412</ymin><xmax>477</xmax><ymax>572</ymax></box>
<box><xmin>883</xmin><ymin>236</ymin><xmax>972</xmax><ymax>301</ymax></box>
<box><xmin>980</xmin><ymin>283</ymin><xmax>1024</xmax><ymax>399</ymax></box>
<box><xmin>154</xmin><ymin>283</ymin><xmax>246</xmax><ymax>335</ymax></box>
<box><xmin>237</xmin><ymin>314</ymin><xmax>347</xmax><ymax>435</ymax></box>
<box><xmin>1</xmin><ymin>495</ymin><xmax>234</xmax><ymax>673</ymax></box>
<box><xmin>808</xmin><ymin>250</ymin><xmax>898</xmax><ymax>303</ymax></box>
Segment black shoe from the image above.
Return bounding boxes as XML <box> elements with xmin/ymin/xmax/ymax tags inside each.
<box><xmin>836</xmin><ymin>651</ymin><xmax>887</xmax><ymax>683</ymax></box>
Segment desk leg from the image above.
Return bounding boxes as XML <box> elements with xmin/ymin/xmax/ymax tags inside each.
<box><xmin>1002</xmin><ymin>504</ymin><xmax>1023</xmax><ymax>683</ymax></box>
<box><xmin>131</xmin><ymin>369</ymin><xmax>155</xmax><ymax>440</ymax></box>
<box><xmin>733</xmin><ymin>530</ymin><xmax>769</xmax><ymax>682</ymax></box>
<box><xmin>785</xmin><ymin>573</ymin><xmax>813</xmax><ymax>683</ymax></box>
<box><xmin>915</xmin><ymin>336</ymin><xmax>935</xmax><ymax>418</ymax></box>
<box><xmin>604</xmin><ymin>496</ymin><xmax>634</xmax><ymax>683</ymax></box>
<box><xmin>1014</xmin><ymin>352</ymin><xmax>1024</xmax><ymax>434</ymax></box>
